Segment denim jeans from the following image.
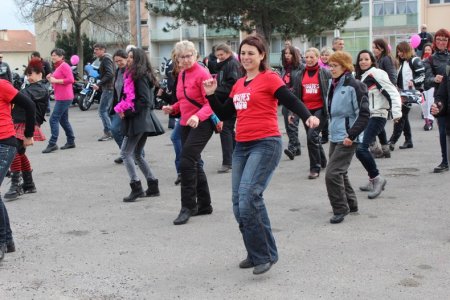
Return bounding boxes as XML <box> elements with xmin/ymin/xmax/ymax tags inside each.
<box><xmin>302</xmin><ymin>108</ymin><xmax>327</xmax><ymax>172</ymax></box>
<box><xmin>49</xmin><ymin>100</ymin><xmax>75</xmax><ymax>146</ymax></box>
<box><xmin>326</xmin><ymin>142</ymin><xmax>358</xmax><ymax>215</ymax></box>
<box><xmin>0</xmin><ymin>143</ymin><xmax>16</xmax><ymax>244</ymax></box>
<box><xmin>219</xmin><ymin>116</ymin><xmax>236</xmax><ymax>166</ymax></box>
<box><xmin>110</xmin><ymin>113</ymin><xmax>124</xmax><ymax>149</ymax></box>
<box><xmin>356</xmin><ymin>117</ymin><xmax>387</xmax><ymax>179</ymax></box>
<box><xmin>99</xmin><ymin>89</ymin><xmax>113</xmax><ymax>134</ymax></box>
<box><xmin>232</xmin><ymin>137</ymin><xmax>282</xmax><ymax>266</ymax></box>
<box><xmin>437</xmin><ymin>116</ymin><xmax>448</xmax><ymax>165</ymax></box>
<box><xmin>170</xmin><ymin>119</ymin><xmax>182</xmax><ymax>174</ymax></box>
<box><xmin>121</xmin><ymin>134</ymin><xmax>155</xmax><ymax>182</ymax></box>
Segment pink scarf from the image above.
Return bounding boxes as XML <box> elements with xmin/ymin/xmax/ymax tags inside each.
<box><xmin>114</xmin><ymin>71</ymin><xmax>135</xmax><ymax>113</ymax></box>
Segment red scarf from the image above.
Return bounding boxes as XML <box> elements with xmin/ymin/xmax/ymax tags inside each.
<box><xmin>53</xmin><ymin>60</ymin><xmax>64</xmax><ymax>70</ymax></box>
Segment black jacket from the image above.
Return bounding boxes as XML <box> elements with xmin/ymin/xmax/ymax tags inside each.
<box><xmin>377</xmin><ymin>55</ymin><xmax>397</xmax><ymax>86</ymax></box>
<box><xmin>122</xmin><ymin>76</ymin><xmax>165</xmax><ymax>137</ymax></box>
<box><xmin>434</xmin><ymin>73</ymin><xmax>450</xmax><ymax>134</ymax></box>
<box><xmin>398</xmin><ymin>57</ymin><xmax>425</xmax><ymax>91</ymax></box>
<box><xmin>424</xmin><ymin>50</ymin><xmax>450</xmax><ymax>94</ymax></box>
<box><xmin>14</xmin><ymin>80</ymin><xmax>49</xmax><ymax>125</ymax></box>
<box><xmin>98</xmin><ymin>54</ymin><xmax>115</xmax><ymax>90</ymax></box>
<box><xmin>214</xmin><ymin>56</ymin><xmax>241</xmax><ymax>102</ymax></box>
<box><xmin>291</xmin><ymin>65</ymin><xmax>331</xmax><ymax>117</ymax></box>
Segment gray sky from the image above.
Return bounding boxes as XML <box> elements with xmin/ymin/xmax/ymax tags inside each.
<box><xmin>0</xmin><ymin>0</ymin><xmax>35</xmax><ymax>33</ymax></box>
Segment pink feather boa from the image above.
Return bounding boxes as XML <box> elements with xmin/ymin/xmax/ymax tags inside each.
<box><xmin>114</xmin><ymin>71</ymin><xmax>135</xmax><ymax>113</ymax></box>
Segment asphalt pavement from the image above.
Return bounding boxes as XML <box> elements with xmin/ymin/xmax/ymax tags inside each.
<box><xmin>0</xmin><ymin>103</ymin><xmax>449</xmax><ymax>299</ymax></box>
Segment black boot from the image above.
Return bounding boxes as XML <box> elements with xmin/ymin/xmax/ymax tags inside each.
<box><xmin>22</xmin><ymin>170</ymin><xmax>37</xmax><ymax>193</ymax></box>
<box><xmin>196</xmin><ymin>167</ymin><xmax>212</xmax><ymax>215</ymax></box>
<box><xmin>4</xmin><ymin>171</ymin><xmax>23</xmax><ymax>200</ymax></box>
<box><xmin>123</xmin><ymin>180</ymin><xmax>145</xmax><ymax>202</ymax></box>
<box><xmin>146</xmin><ymin>178</ymin><xmax>160</xmax><ymax>197</ymax></box>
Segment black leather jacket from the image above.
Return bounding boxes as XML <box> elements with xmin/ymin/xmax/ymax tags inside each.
<box><xmin>214</xmin><ymin>56</ymin><xmax>242</xmax><ymax>102</ymax></box>
<box><xmin>424</xmin><ymin>50</ymin><xmax>450</xmax><ymax>94</ymax></box>
<box><xmin>434</xmin><ymin>72</ymin><xmax>450</xmax><ymax>133</ymax></box>
<box><xmin>14</xmin><ymin>80</ymin><xmax>49</xmax><ymax>125</ymax></box>
<box><xmin>291</xmin><ymin>65</ymin><xmax>332</xmax><ymax>117</ymax></box>
<box><xmin>98</xmin><ymin>54</ymin><xmax>115</xmax><ymax>90</ymax></box>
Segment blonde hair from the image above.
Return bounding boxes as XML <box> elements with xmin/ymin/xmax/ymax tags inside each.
<box><xmin>173</xmin><ymin>40</ymin><xmax>197</xmax><ymax>59</ymax></box>
<box><xmin>305</xmin><ymin>47</ymin><xmax>320</xmax><ymax>58</ymax></box>
<box><xmin>320</xmin><ymin>47</ymin><xmax>333</xmax><ymax>56</ymax></box>
<box><xmin>328</xmin><ymin>51</ymin><xmax>354</xmax><ymax>72</ymax></box>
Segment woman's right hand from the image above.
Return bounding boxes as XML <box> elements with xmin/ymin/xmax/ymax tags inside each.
<box><xmin>162</xmin><ymin>105</ymin><xmax>173</xmax><ymax>114</ymax></box>
<box><xmin>431</xmin><ymin>102</ymin><xmax>442</xmax><ymax>116</ymax></box>
<box><xmin>202</xmin><ymin>78</ymin><xmax>217</xmax><ymax>96</ymax></box>
<box><xmin>23</xmin><ymin>137</ymin><xmax>34</xmax><ymax>147</ymax></box>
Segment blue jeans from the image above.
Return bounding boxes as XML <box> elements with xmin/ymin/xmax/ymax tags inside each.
<box><xmin>437</xmin><ymin>116</ymin><xmax>448</xmax><ymax>165</ymax></box>
<box><xmin>0</xmin><ymin>143</ymin><xmax>16</xmax><ymax>244</ymax></box>
<box><xmin>110</xmin><ymin>113</ymin><xmax>124</xmax><ymax>148</ymax></box>
<box><xmin>170</xmin><ymin>119</ymin><xmax>182</xmax><ymax>174</ymax></box>
<box><xmin>232</xmin><ymin>137</ymin><xmax>282</xmax><ymax>266</ymax></box>
<box><xmin>99</xmin><ymin>90</ymin><xmax>113</xmax><ymax>134</ymax></box>
<box><xmin>49</xmin><ymin>100</ymin><xmax>75</xmax><ymax>146</ymax></box>
<box><xmin>356</xmin><ymin>117</ymin><xmax>387</xmax><ymax>179</ymax></box>
<box><xmin>121</xmin><ymin>134</ymin><xmax>155</xmax><ymax>182</ymax></box>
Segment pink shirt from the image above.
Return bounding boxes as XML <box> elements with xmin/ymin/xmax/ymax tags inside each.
<box><xmin>52</xmin><ymin>62</ymin><xmax>74</xmax><ymax>100</ymax></box>
<box><xmin>172</xmin><ymin>62</ymin><xmax>213</xmax><ymax>125</ymax></box>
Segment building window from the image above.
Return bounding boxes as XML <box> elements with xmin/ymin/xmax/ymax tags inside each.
<box><xmin>429</xmin><ymin>0</ymin><xmax>450</xmax><ymax>3</ymax></box>
<box><xmin>373</xmin><ymin>0</ymin><xmax>417</xmax><ymax>15</ymax></box>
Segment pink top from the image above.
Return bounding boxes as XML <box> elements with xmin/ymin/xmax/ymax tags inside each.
<box><xmin>172</xmin><ymin>62</ymin><xmax>213</xmax><ymax>125</ymax></box>
<box><xmin>52</xmin><ymin>62</ymin><xmax>74</xmax><ymax>100</ymax></box>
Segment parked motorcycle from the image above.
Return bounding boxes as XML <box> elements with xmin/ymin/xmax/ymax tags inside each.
<box><xmin>12</xmin><ymin>66</ymin><xmax>26</xmax><ymax>90</ymax></box>
<box><xmin>71</xmin><ymin>65</ymin><xmax>84</xmax><ymax>106</ymax></box>
<box><xmin>79</xmin><ymin>62</ymin><xmax>102</xmax><ymax>111</ymax></box>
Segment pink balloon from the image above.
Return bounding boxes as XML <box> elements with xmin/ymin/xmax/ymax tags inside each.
<box><xmin>410</xmin><ymin>34</ymin><xmax>421</xmax><ymax>49</ymax></box>
<box><xmin>70</xmin><ymin>55</ymin><xmax>80</xmax><ymax>65</ymax></box>
<box><xmin>388</xmin><ymin>44</ymin><xmax>392</xmax><ymax>52</ymax></box>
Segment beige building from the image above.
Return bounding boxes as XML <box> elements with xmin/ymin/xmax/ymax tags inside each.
<box><xmin>421</xmin><ymin>0</ymin><xmax>450</xmax><ymax>32</ymax></box>
<box><xmin>0</xmin><ymin>29</ymin><xmax>36</xmax><ymax>72</ymax></box>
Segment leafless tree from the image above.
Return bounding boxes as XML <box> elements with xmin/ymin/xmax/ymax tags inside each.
<box><xmin>15</xmin><ymin>0</ymin><xmax>129</xmax><ymax>66</ymax></box>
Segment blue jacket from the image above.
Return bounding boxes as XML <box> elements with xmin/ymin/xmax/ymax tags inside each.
<box><xmin>327</xmin><ymin>73</ymin><xmax>370</xmax><ymax>143</ymax></box>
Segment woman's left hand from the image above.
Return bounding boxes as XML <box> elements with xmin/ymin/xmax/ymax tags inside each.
<box><xmin>202</xmin><ymin>78</ymin><xmax>218</xmax><ymax>96</ymax></box>
<box><xmin>305</xmin><ymin>116</ymin><xmax>320</xmax><ymax>128</ymax></box>
<box><xmin>48</xmin><ymin>76</ymin><xmax>58</xmax><ymax>84</ymax></box>
<box><xmin>186</xmin><ymin>115</ymin><xmax>199</xmax><ymax>128</ymax></box>
<box><xmin>23</xmin><ymin>137</ymin><xmax>34</xmax><ymax>147</ymax></box>
<box><xmin>118</xmin><ymin>112</ymin><xmax>125</xmax><ymax>119</ymax></box>
<box><xmin>343</xmin><ymin>137</ymin><xmax>353</xmax><ymax>147</ymax></box>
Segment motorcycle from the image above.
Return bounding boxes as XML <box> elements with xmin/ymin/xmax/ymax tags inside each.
<box><xmin>79</xmin><ymin>61</ymin><xmax>102</xmax><ymax>111</ymax></box>
<box><xmin>71</xmin><ymin>66</ymin><xmax>84</xmax><ymax>106</ymax></box>
<box><xmin>12</xmin><ymin>65</ymin><xmax>26</xmax><ymax>90</ymax></box>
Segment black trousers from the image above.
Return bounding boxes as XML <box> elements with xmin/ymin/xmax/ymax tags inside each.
<box><xmin>390</xmin><ymin>105</ymin><xmax>412</xmax><ymax>143</ymax></box>
<box><xmin>180</xmin><ymin>121</ymin><xmax>214</xmax><ymax>209</ymax></box>
<box><xmin>219</xmin><ymin>117</ymin><xmax>236</xmax><ymax>166</ymax></box>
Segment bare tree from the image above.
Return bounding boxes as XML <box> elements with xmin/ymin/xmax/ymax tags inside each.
<box><xmin>15</xmin><ymin>0</ymin><xmax>127</xmax><ymax>67</ymax></box>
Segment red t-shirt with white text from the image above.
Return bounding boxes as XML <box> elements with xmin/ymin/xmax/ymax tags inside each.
<box><xmin>0</xmin><ymin>79</ymin><xmax>18</xmax><ymax>139</ymax></box>
<box><xmin>229</xmin><ymin>71</ymin><xmax>284</xmax><ymax>142</ymax></box>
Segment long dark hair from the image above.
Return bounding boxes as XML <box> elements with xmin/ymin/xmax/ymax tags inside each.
<box><xmin>355</xmin><ymin>50</ymin><xmax>377</xmax><ymax>80</ymax></box>
<box><xmin>238</xmin><ymin>34</ymin><xmax>268</xmax><ymax>75</ymax></box>
<box><xmin>127</xmin><ymin>48</ymin><xmax>157</xmax><ymax>85</ymax></box>
<box><xmin>281</xmin><ymin>45</ymin><xmax>301</xmax><ymax>69</ymax></box>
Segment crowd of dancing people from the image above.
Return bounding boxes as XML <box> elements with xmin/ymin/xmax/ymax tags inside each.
<box><xmin>1</xmin><ymin>29</ymin><xmax>450</xmax><ymax>276</ymax></box>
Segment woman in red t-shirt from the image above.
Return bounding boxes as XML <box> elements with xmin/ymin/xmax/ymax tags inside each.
<box><xmin>291</xmin><ymin>47</ymin><xmax>331</xmax><ymax>179</ymax></box>
<box><xmin>203</xmin><ymin>35</ymin><xmax>319</xmax><ymax>275</ymax></box>
<box><xmin>0</xmin><ymin>79</ymin><xmax>35</xmax><ymax>261</ymax></box>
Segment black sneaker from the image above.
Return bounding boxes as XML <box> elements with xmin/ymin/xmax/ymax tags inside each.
<box><xmin>434</xmin><ymin>163</ymin><xmax>449</xmax><ymax>173</ymax></box>
<box><xmin>60</xmin><ymin>143</ymin><xmax>76</xmax><ymax>150</ymax></box>
<box><xmin>42</xmin><ymin>144</ymin><xmax>58</xmax><ymax>154</ymax></box>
